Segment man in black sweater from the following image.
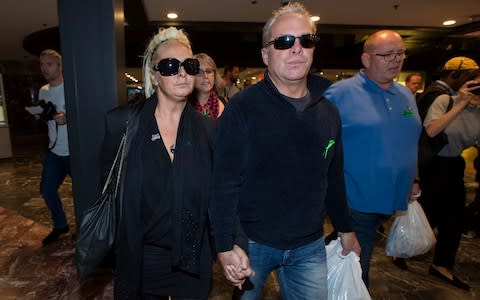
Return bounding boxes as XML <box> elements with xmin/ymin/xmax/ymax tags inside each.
<box><xmin>210</xmin><ymin>2</ymin><xmax>360</xmax><ymax>299</ymax></box>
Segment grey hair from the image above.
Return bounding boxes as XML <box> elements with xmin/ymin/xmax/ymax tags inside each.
<box><xmin>40</xmin><ymin>49</ymin><xmax>62</xmax><ymax>65</ymax></box>
<box><xmin>262</xmin><ymin>2</ymin><xmax>316</xmax><ymax>47</ymax></box>
<box><xmin>142</xmin><ymin>27</ymin><xmax>192</xmax><ymax>98</ymax></box>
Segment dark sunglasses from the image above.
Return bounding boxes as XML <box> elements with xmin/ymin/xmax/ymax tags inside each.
<box><xmin>264</xmin><ymin>34</ymin><xmax>319</xmax><ymax>50</ymax></box>
<box><xmin>152</xmin><ymin>58</ymin><xmax>200</xmax><ymax>76</ymax></box>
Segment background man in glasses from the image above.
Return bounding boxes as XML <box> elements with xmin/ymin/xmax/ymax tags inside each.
<box><xmin>210</xmin><ymin>2</ymin><xmax>360</xmax><ymax>299</ymax></box>
<box><xmin>324</xmin><ymin>30</ymin><xmax>422</xmax><ymax>287</ymax></box>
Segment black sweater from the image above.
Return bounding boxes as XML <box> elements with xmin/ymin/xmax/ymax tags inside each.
<box><xmin>211</xmin><ymin>72</ymin><xmax>353</xmax><ymax>252</ymax></box>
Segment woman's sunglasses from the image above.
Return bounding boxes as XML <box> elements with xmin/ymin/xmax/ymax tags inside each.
<box><xmin>264</xmin><ymin>34</ymin><xmax>319</xmax><ymax>50</ymax></box>
<box><xmin>153</xmin><ymin>58</ymin><xmax>200</xmax><ymax>76</ymax></box>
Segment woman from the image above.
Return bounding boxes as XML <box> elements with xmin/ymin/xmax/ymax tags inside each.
<box><xmin>101</xmin><ymin>27</ymin><xmax>215</xmax><ymax>299</ymax></box>
<box><xmin>188</xmin><ymin>53</ymin><xmax>225</xmax><ymax>120</ymax></box>
<box><xmin>419</xmin><ymin>69</ymin><xmax>480</xmax><ymax>291</ymax></box>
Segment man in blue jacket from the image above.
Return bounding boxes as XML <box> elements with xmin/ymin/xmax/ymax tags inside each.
<box><xmin>324</xmin><ymin>30</ymin><xmax>422</xmax><ymax>287</ymax></box>
<box><xmin>210</xmin><ymin>2</ymin><xmax>360</xmax><ymax>299</ymax></box>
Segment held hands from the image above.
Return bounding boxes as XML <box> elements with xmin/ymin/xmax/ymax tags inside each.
<box><xmin>53</xmin><ymin>112</ymin><xmax>67</xmax><ymax>125</ymax></box>
<box><xmin>217</xmin><ymin>245</ymin><xmax>255</xmax><ymax>290</ymax></box>
<box><xmin>410</xmin><ymin>181</ymin><xmax>422</xmax><ymax>202</ymax></box>
<box><xmin>337</xmin><ymin>232</ymin><xmax>361</xmax><ymax>257</ymax></box>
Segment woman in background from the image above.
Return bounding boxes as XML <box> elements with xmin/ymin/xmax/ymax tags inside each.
<box><xmin>101</xmin><ymin>27</ymin><xmax>215</xmax><ymax>299</ymax></box>
<box><xmin>188</xmin><ymin>53</ymin><xmax>225</xmax><ymax>120</ymax></box>
<box><xmin>419</xmin><ymin>69</ymin><xmax>480</xmax><ymax>291</ymax></box>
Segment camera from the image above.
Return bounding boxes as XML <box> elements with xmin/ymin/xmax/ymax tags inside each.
<box><xmin>38</xmin><ymin>100</ymin><xmax>57</xmax><ymax>121</ymax></box>
<box><xmin>468</xmin><ymin>83</ymin><xmax>480</xmax><ymax>96</ymax></box>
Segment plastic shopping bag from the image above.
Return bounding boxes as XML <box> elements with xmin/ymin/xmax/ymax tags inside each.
<box><xmin>326</xmin><ymin>238</ymin><xmax>371</xmax><ymax>300</ymax></box>
<box><xmin>385</xmin><ymin>201</ymin><xmax>436</xmax><ymax>258</ymax></box>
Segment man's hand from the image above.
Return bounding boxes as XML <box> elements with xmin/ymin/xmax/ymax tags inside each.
<box><xmin>337</xmin><ymin>231</ymin><xmax>361</xmax><ymax>257</ymax></box>
<box><xmin>409</xmin><ymin>181</ymin><xmax>421</xmax><ymax>202</ymax></box>
<box><xmin>217</xmin><ymin>245</ymin><xmax>254</xmax><ymax>290</ymax></box>
<box><xmin>53</xmin><ymin>112</ymin><xmax>67</xmax><ymax>125</ymax></box>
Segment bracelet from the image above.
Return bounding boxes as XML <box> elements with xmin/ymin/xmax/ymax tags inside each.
<box><xmin>413</xmin><ymin>178</ymin><xmax>421</xmax><ymax>184</ymax></box>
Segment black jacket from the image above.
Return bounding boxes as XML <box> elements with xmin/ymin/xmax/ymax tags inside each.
<box><xmin>210</xmin><ymin>72</ymin><xmax>352</xmax><ymax>252</ymax></box>
<box><xmin>101</xmin><ymin>96</ymin><xmax>215</xmax><ymax>299</ymax></box>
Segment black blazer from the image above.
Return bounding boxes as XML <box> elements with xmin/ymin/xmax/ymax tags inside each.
<box><xmin>101</xmin><ymin>95</ymin><xmax>215</xmax><ymax>299</ymax></box>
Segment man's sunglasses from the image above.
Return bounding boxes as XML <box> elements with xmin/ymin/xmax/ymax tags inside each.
<box><xmin>264</xmin><ymin>34</ymin><xmax>319</xmax><ymax>50</ymax></box>
<box><xmin>152</xmin><ymin>58</ymin><xmax>200</xmax><ymax>76</ymax></box>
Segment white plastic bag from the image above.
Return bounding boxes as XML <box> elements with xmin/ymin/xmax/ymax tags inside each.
<box><xmin>326</xmin><ymin>238</ymin><xmax>371</xmax><ymax>300</ymax></box>
<box><xmin>385</xmin><ymin>201</ymin><xmax>436</xmax><ymax>258</ymax></box>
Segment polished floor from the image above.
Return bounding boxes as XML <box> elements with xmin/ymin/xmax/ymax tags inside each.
<box><xmin>0</xmin><ymin>133</ymin><xmax>479</xmax><ymax>299</ymax></box>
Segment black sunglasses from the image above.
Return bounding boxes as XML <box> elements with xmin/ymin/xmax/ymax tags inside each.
<box><xmin>264</xmin><ymin>34</ymin><xmax>319</xmax><ymax>50</ymax></box>
<box><xmin>153</xmin><ymin>58</ymin><xmax>200</xmax><ymax>76</ymax></box>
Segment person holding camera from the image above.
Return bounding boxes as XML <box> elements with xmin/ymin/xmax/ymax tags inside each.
<box><xmin>418</xmin><ymin>57</ymin><xmax>480</xmax><ymax>291</ymax></box>
<box><xmin>37</xmin><ymin>49</ymin><xmax>71</xmax><ymax>245</ymax></box>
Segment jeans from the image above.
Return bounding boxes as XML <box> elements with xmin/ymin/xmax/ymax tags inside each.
<box><xmin>350</xmin><ymin>209</ymin><xmax>389</xmax><ymax>287</ymax></box>
<box><xmin>236</xmin><ymin>237</ymin><xmax>327</xmax><ymax>300</ymax></box>
<box><xmin>40</xmin><ymin>151</ymin><xmax>71</xmax><ymax>228</ymax></box>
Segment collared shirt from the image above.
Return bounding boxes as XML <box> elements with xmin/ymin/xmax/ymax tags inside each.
<box><xmin>324</xmin><ymin>69</ymin><xmax>421</xmax><ymax>213</ymax></box>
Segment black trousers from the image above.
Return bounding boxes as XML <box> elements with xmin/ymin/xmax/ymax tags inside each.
<box><xmin>418</xmin><ymin>155</ymin><xmax>466</xmax><ymax>269</ymax></box>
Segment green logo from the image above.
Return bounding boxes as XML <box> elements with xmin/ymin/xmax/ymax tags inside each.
<box><xmin>323</xmin><ymin>139</ymin><xmax>335</xmax><ymax>159</ymax></box>
<box><xmin>402</xmin><ymin>105</ymin><xmax>414</xmax><ymax>116</ymax></box>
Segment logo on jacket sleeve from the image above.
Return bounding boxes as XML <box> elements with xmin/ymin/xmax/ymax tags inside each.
<box><xmin>322</xmin><ymin>139</ymin><xmax>335</xmax><ymax>158</ymax></box>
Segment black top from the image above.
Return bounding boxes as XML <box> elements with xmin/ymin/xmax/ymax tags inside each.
<box><xmin>210</xmin><ymin>72</ymin><xmax>353</xmax><ymax>252</ymax></box>
<box><xmin>142</xmin><ymin>113</ymin><xmax>173</xmax><ymax>247</ymax></box>
<box><xmin>102</xmin><ymin>96</ymin><xmax>216</xmax><ymax>299</ymax></box>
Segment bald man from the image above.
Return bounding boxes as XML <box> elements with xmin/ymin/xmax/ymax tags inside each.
<box><xmin>405</xmin><ymin>73</ymin><xmax>423</xmax><ymax>94</ymax></box>
<box><xmin>324</xmin><ymin>30</ymin><xmax>422</xmax><ymax>286</ymax></box>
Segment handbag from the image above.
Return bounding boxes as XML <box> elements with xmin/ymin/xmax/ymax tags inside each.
<box><xmin>418</xmin><ymin>129</ymin><xmax>449</xmax><ymax>166</ymax></box>
<box><xmin>75</xmin><ymin>131</ymin><xmax>127</xmax><ymax>279</ymax></box>
<box><xmin>418</xmin><ymin>97</ymin><xmax>453</xmax><ymax>166</ymax></box>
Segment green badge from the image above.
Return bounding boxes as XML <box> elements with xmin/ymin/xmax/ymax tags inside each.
<box><xmin>402</xmin><ymin>105</ymin><xmax>414</xmax><ymax>116</ymax></box>
<box><xmin>323</xmin><ymin>139</ymin><xmax>335</xmax><ymax>159</ymax></box>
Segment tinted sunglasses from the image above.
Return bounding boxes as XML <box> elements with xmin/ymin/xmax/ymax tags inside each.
<box><xmin>264</xmin><ymin>34</ymin><xmax>319</xmax><ymax>50</ymax></box>
<box><xmin>152</xmin><ymin>58</ymin><xmax>200</xmax><ymax>76</ymax></box>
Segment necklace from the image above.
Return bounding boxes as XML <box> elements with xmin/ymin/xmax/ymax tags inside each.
<box><xmin>170</xmin><ymin>144</ymin><xmax>175</xmax><ymax>154</ymax></box>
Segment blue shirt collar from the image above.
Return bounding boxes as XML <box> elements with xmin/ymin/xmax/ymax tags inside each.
<box><xmin>359</xmin><ymin>69</ymin><xmax>398</xmax><ymax>94</ymax></box>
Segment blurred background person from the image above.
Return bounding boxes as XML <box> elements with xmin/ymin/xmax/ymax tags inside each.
<box><xmin>188</xmin><ymin>53</ymin><xmax>225</xmax><ymax>120</ymax></box>
<box><xmin>37</xmin><ymin>49</ymin><xmax>72</xmax><ymax>245</ymax></box>
<box><xmin>219</xmin><ymin>64</ymin><xmax>240</xmax><ymax>101</ymax></box>
<box><xmin>405</xmin><ymin>72</ymin><xmax>423</xmax><ymax>98</ymax></box>
<box><xmin>101</xmin><ymin>27</ymin><xmax>215</xmax><ymax>299</ymax></box>
<box><xmin>419</xmin><ymin>65</ymin><xmax>480</xmax><ymax>291</ymax></box>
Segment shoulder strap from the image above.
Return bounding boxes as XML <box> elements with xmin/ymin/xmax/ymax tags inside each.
<box><xmin>446</xmin><ymin>96</ymin><xmax>454</xmax><ymax>112</ymax></box>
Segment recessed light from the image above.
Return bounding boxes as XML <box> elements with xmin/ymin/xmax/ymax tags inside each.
<box><xmin>167</xmin><ymin>13</ymin><xmax>178</xmax><ymax>19</ymax></box>
<box><xmin>311</xmin><ymin>16</ymin><xmax>320</xmax><ymax>22</ymax></box>
<box><xmin>442</xmin><ymin>19</ymin><xmax>456</xmax><ymax>26</ymax></box>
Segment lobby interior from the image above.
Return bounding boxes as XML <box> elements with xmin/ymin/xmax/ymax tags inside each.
<box><xmin>0</xmin><ymin>135</ymin><xmax>479</xmax><ymax>299</ymax></box>
<box><xmin>1</xmin><ymin>0</ymin><xmax>480</xmax><ymax>299</ymax></box>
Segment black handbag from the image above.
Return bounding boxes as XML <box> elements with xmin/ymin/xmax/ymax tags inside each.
<box><xmin>76</xmin><ymin>132</ymin><xmax>126</xmax><ymax>279</ymax></box>
<box><xmin>418</xmin><ymin>97</ymin><xmax>453</xmax><ymax>166</ymax></box>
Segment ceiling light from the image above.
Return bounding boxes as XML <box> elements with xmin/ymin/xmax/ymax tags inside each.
<box><xmin>167</xmin><ymin>13</ymin><xmax>178</xmax><ymax>19</ymax></box>
<box><xmin>442</xmin><ymin>19</ymin><xmax>456</xmax><ymax>26</ymax></box>
<box><xmin>311</xmin><ymin>16</ymin><xmax>320</xmax><ymax>22</ymax></box>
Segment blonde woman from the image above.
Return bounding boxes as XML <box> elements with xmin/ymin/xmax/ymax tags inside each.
<box><xmin>188</xmin><ymin>53</ymin><xmax>225</xmax><ymax>120</ymax></box>
<box><xmin>101</xmin><ymin>27</ymin><xmax>215</xmax><ymax>299</ymax></box>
